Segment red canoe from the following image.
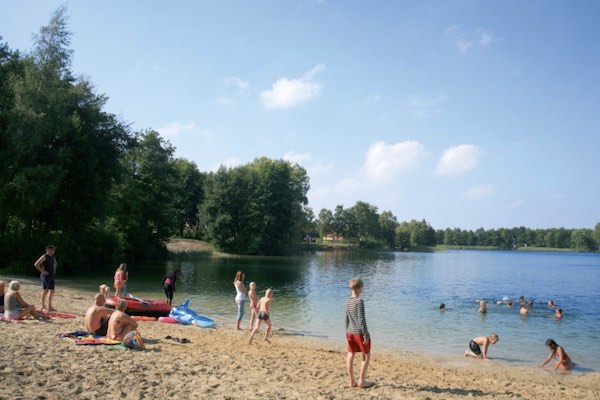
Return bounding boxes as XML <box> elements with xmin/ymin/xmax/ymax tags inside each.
<box><xmin>105</xmin><ymin>296</ymin><xmax>171</xmax><ymax>318</ymax></box>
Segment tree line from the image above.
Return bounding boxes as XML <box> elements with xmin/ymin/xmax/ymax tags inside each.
<box><xmin>311</xmin><ymin>206</ymin><xmax>600</xmax><ymax>252</ymax></box>
<box><xmin>1</xmin><ymin>8</ymin><xmax>597</xmax><ymax>274</ymax></box>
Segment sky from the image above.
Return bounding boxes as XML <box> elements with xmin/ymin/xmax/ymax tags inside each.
<box><xmin>2</xmin><ymin>0</ymin><xmax>599</xmax><ymax>230</ymax></box>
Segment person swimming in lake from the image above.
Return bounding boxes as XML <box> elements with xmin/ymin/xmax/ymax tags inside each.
<box><xmin>464</xmin><ymin>333</ymin><xmax>499</xmax><ymax>361</ymax></box>
<box><xmin>439</xmin><ymin>303</ymin><xmax>446</xmax><ymax>312</ymax></box>
<box><xmin>520</xmin><ymin>302</ymin><xmax>530</xmax><ymax>315</ymax></box>
<box><xmin>478</xmin><ymin>300</ymin><xmax>487</xmax><ymax>313</ymax></box>
<box><xmin>554</xmin><ymin>307</ymin><xmax>563</xmax><ymax>320</ymax></box>
<box><xmin>539</xmin><ymin>339</ymin><xmax>572</xmax><ymax>371</ymax></box>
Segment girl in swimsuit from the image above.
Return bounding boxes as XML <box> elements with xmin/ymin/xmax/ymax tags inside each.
<box><xmin>248</xmin><ymin>282</ymin><xmax>258</xmax><ymax>331</ymax></box>
<box><xmin>539</xmin><ymin>339</ymin><xmax>573</xmax><ymax>371</ymax></box>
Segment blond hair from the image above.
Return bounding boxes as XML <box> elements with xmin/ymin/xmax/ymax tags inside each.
<box><xmin>116</xmin><ymin>299</ymin><xmax>128</xmax><ymax>311</ymax></box>
<box><xmin>348</xmin><ymin>277</ymin><xmax>364</xmax><ymax>290</ymax></box>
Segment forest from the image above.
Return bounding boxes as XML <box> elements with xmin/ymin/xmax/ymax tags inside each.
<box><xmin>1</xmin><ymin>7</ymin><xmax>598</xmax><ymax>274</ymax></box>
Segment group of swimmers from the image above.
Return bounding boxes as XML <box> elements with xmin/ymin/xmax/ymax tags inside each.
<box><xmin>439</xmin><ymin>296</ymin><xmax>573</xmax><ymax>371</ymax></box>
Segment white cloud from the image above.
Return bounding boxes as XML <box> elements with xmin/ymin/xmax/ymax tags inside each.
<box><xmin>218</xmin><ymin>97</ymin><xmax>236</xmax><ymax>107</ymax></box>
<box><xmin>283</xmin><ymin>151</ymin><xmax>312</xmax><ymax>164</ymax></box>
<box><xmin>435</xmin><ymin>144</ymin><xmax>482</xmax><ymax>176</ymax></box>
<box><xmin>158</xmin><ymin>121</ymin><xmax>211</xmax><ymax>141</ymax></box>
<box><xmin>260</xmin><ymin>64</ymin><xmax>325</xmax><ymax>109</ymax></box>
<box><xmin>445</xmin><ymin>26</ymin><xmax>500</xmax><ymax>53</ymax></box>
<box><xmin>363</xmin><ymin>141</ymin><xmax>428</xmax><ymax>181</ymax></box>
<box><xmin>283</xmin><ymin>151</ymin><xmax>333</xmax><ymax>176</ymax></box>
<box><xmin>464</xmin><ymin>185</ymin><xmax>494</xmax><ymax>200</ymax></box>
<box><xmin>478</xmin><ymin>29</ymin><xmax>501</xmax><ymax>47</ymax></box>
<box><xmin>219</xmin><ymin>76</ymin><xmax>250</xmax><ymax>107</ymax></box>
<box><xmin>224</xmin><ymin>76</ymin><xmax>249</xmax><ymax>90</ymax></box>
<box><xmin>409</xmin><ymin>94</ymin><xmax>446</xmax><ymax>118</ymax></box>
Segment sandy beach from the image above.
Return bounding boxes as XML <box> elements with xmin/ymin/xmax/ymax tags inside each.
<box><xmin>1</xmin><ymin>276</ymin><xmax>598</xmax><ymax>400</ymax></box>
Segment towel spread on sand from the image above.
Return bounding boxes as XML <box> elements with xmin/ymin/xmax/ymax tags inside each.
<box><xmin>56</xmin><ymin>331</ymin><xmax>122</xmax><ymax>346</ymax></box>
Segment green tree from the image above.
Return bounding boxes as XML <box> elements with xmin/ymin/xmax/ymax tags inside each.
<box><xmin>111</xmin><ymin>130</ymin><xmax>179</xmax><ymax>259</ymax></box>
<box><xmin>379</xmin><ymin>210</ymin><xmax>398</xmax><ymax>249</ymax></box>
<box><xmin>172</xmin><ymin>159</ymin><xmax>205</xmax><ymax>237</ymax></box>
<box><xmin>0</xmin><ymin>8</ymin><xmax>131</xmax><ymax>270</ymax></box>
<box><xmin>571</xmin><ymin>229</ymin><xmax>597</xmax><ymax>252</ymax></box>
<box><xmin>200</xmin><ymin>158</ymin><xmax>309</xmax><ymax>255</ymax></box>
<box><xmin>348</xmin><ymin>201</ymin><xmax>381</xmax><ymax>242</ymax></box>
<box><xmin>316</xmin><ymin>208</ymin><xmax>334</xmax><ymax>238</ymax></box>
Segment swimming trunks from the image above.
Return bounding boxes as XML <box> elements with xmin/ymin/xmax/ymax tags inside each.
<box><xmin>257</xmin><ymin>311</ymin><xmax>270</xmax><ymax>321</ymax></box>
<box><xmin>469</xmin><ymin>340</ymin><xmax>481</xmax><ymax>355</ymax></box>
<box><xmin>92</xmin><ymin>317</ymin><xmax>109</xmax><ymax>336</ymax></box>
<box><xmin>346</xmin><ymin>333</ymin><xmax>371</xmax><ymax>354</ymax></box>
<box><xmin>41</xmin><ymin>273</ymin><xmax>55</xmax><ymax>290</ymax></box>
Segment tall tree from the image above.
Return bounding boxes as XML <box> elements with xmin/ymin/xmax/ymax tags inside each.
<box><xmin>111</xmin><ymin>130</ymin><xmax>178</xmax><ymax>259</ymax></box>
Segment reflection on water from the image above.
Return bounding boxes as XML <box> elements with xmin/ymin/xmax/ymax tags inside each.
<box><xmin>69</xmin><ymin>250</ymin><xmax>600</xmax><ymax>371</ymax></box>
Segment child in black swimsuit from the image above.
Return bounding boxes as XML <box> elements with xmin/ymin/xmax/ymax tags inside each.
<box><xmin>464</xmin><ymin>333</ymin><xmax>499</xmax><ymax>360</ymax></box>
<box><xmin>248</xmin><ymin>288</ymin><xmax>273</xmax><ymax>345</ymax></box>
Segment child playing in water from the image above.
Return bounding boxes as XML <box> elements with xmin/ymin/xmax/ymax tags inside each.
<box><xmin>539</xmin><ymin>338</ymin><xmax>572</xmax><ymax>371</ymax></box>
<box><xmin>345</xmin><ymin>277</ymin><xmax>374</xmax><ymax>389</ymax></box>
<box><xmin>477</xmin><ymin>300</ymin><xmax>487</xmax><ymax>313</ymax></box>
<box><xmin>248</xmin><ymin>288</ymin><xmax>273</xmax><ymax>345</ymax></box>
<box><xmin>247</xmin><ymin>282</ymin><xmax>259</xmax><ymax>330</ymax></box>
<box><xmin>464</xmin><ymin>333</ymin><xmax>499</xmax><ymax>361</ymax></box>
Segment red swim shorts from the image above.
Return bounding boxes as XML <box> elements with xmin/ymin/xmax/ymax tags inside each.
<box><xmin>346</xmin><ymin>333</ymin><xmax>371</xmax><ymax>354</ymax></box>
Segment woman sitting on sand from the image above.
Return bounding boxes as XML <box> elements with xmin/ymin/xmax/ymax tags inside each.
<box><xmin>3</xmin><ymin>281</ymin><xmax>44</xmax><ymax>320</ymax></box>
<box><xmin>107</xmin><ymin>299</ymin><xmax>139</xmax><ymax>340</ymax></box>
<box><xmin>539</xmin><ymin>339</ymin><xmax>572</xmax><ymax>371</ymax></box>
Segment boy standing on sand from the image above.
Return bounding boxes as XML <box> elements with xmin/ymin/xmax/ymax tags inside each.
<box><xmin>345</xmin><ymin>277</ymin><xmax>374</xmax><ymax>389</ymax></box>
<box><xmin>248</xmin><ymin>288</ymin><xmax>273</xmax><ymax>345</ymax></box>
<box><xmin>464</xmin><ymin>333</ymin><xmax>499</xmax><ymax>361</ymax></box>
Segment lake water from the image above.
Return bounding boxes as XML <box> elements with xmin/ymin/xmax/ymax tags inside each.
<box><xmin>68</xmin><ymin>249</ymin><xmax>600</xmax><ymax>371</ymax></box>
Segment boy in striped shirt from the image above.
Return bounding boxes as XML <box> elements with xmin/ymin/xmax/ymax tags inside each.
<box><xmin>345</xmin><ymin>277</ymin><xmax>374</xmax><ymax>389</ymax></box>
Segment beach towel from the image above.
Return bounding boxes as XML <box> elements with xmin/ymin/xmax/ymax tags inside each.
<box><xmin>56</xmin><ymin>330</ymin><xmax>121</xmax><ymax>346</ymax></box>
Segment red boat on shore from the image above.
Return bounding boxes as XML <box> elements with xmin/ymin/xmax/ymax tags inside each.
<box><xmin>105</xmin><ymin>296</ymin><xmax>171</xmax><ymax>318</ymax></box>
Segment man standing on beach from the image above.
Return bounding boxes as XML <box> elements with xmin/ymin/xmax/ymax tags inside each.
<box><xmin>34</xmin><ymin>245</ymin><xmax>57</xmax><ymax>311</ymax></box>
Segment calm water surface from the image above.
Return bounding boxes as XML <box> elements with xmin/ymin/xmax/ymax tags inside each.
<box><xmin>68</xmin><ymin>250</ymin><xmax>600</xmax><ymax>371</ymax></box>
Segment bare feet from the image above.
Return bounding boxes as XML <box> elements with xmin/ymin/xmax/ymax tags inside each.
<box><xmin>349</xmin><ymin>382</ymin><xmax>357</xmax><ymax>388</ymax></box>
<box><xmin>49</xmin><ymin>307</ymin><xmax>57</xmax><ymax>312</ymax></box>
<box><xmin>357</xmin><ymin>381</ymin><xmax>374</xmax><ymax>389</ymax></box>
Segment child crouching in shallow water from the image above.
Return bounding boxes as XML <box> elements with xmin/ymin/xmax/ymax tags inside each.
<box><xmin>464</xmin><ymin>333</ymin><xmax>499</xmax><ymax>361</ymax></box>
<box><xmin>248</xmin><ymin>288</ymin><xmax>273</xmax><ymax>345</ymax></box>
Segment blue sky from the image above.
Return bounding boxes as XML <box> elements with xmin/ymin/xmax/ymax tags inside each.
<box><xmin>2</xmin><ymin>1</ymin><xmax>599</xmax><ymax>230</ymax></box>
